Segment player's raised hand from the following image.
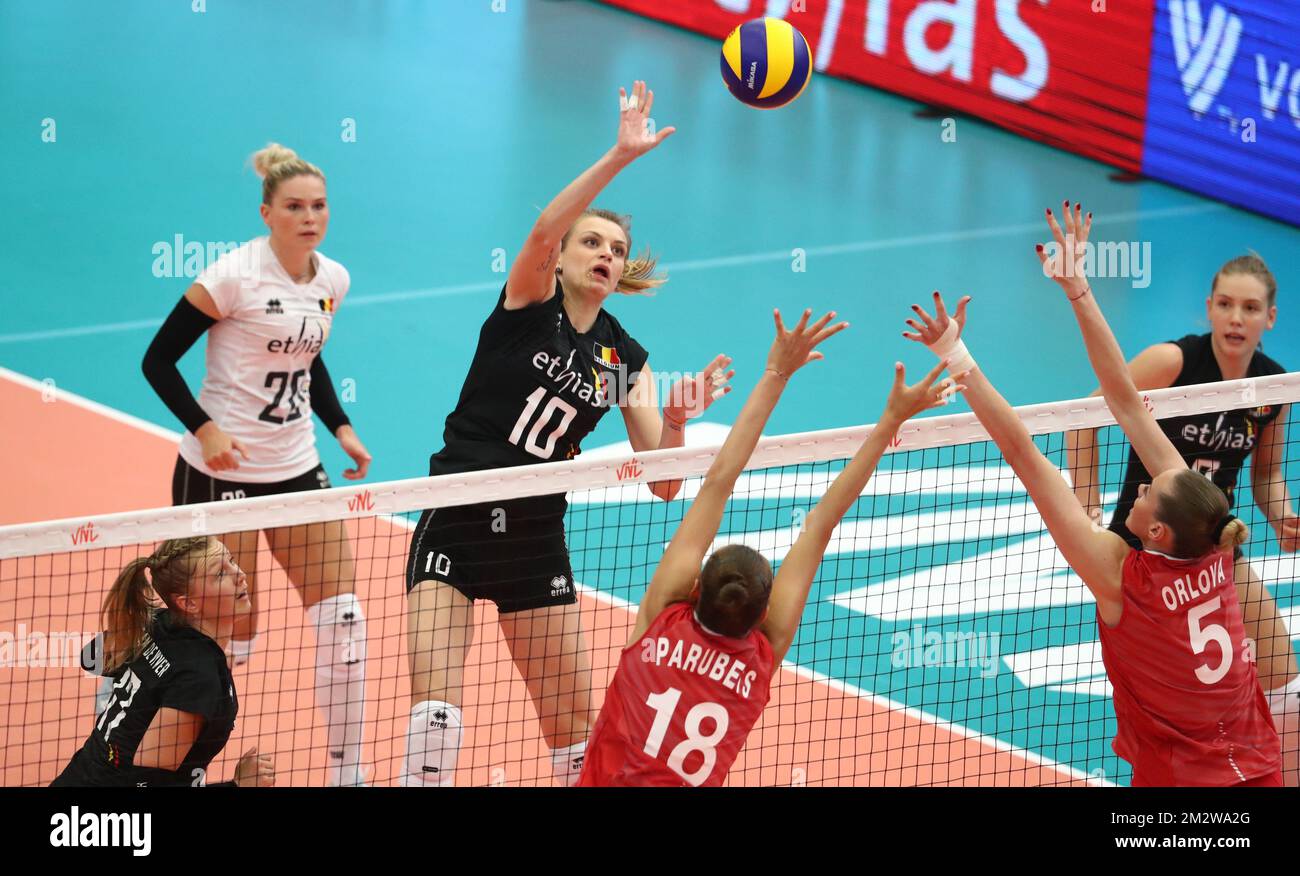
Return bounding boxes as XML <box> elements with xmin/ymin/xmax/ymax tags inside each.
<box><xmin>884</xmin><ymin>360</ymin><xmax>967</xmax><ymax>422</ymax></box>
<box><xmin>767</xmin><ymin>308</ymin><xmax>849</xmax><ymax>379</ymax></box>
<box><xmin>336</xmin><ymin>425</ymin><xmax>372</xmax><ymax>481</ymax></box>
<box><xmin>1036</xmin><ymin>199</ymin><xmax>1093</xmax><ymax>301</ymax></box>
<box><xmin>235</xmin><ymin>746</ymin><xmax>276</xmax><ymax>788</ymax></box>
<box><xmin>902</xmin><ymin>291</ymin><xmax>972</xmax><ymax>348</ymax></box>
<box><xmin>197</xmin><ymin>422</ymin><xmax>249</xmax><ymax>472</ymax></box>
<box><xmin>664</xmin><ymin>354</ymin><xmax>735</xmax><ymax>423</ymax></box>
<box><xmin>614</xmin><ymin>80</ymin><xmax>675</xmax><ymax>160</ymax></box>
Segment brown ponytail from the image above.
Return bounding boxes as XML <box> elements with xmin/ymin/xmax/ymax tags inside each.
<box><xmin>101</xmin><ymin>537</ymin><xmax>214</xmax><ymax>670</ymax></box>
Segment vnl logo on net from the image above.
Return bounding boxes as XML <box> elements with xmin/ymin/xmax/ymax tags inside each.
<box><xmin>1169</xmin><ymin>0</ymin><xmax>1298</xmax><ymax>127</ymax></box>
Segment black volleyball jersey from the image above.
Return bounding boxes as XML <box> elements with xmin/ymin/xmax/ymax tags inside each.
<box><xmin>1110</xmin><ymin>333</ymin><xmax>1285</xmax><ymax>541</ymax></box>
<box><xmin>430</xmin><ymin>280</ymin><xmax>648</xmax><ymax>478</ymax></box>
<box><xmin>53</xmin><ymin>611</ymin><xmax>236</xmax><ymax>787</ymax></box>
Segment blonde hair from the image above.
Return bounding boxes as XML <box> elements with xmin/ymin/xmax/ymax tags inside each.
<box><xmin>1212</xmin><ymin>252</ymin><xmax>1276</xmax><ymax>307</ymax></box>
<box><xmin>561</xmin><ymin>208</ymin><xmax>666</xmax><ymax>294</ymax></box>
<box><xmin>102</xmin><ymin>537</ymin><xmax>215</xmax><ymax>670</ymax></box>
<box><xmin>250</xmin><ymin>143</ymin><xmax>325</xmax><ymax>205</ymax></box>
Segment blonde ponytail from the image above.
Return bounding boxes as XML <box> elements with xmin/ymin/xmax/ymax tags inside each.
<box><xmin>1216</xmin><ymin>518</ymin><xmax>1249</xmax><ymax>553</ymax></box>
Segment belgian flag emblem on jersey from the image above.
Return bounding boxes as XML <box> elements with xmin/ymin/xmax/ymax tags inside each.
<box><xmin>594</xmin><ymin>343</ymin><xmax>620</xmax><ymax>367</ymax></box>
<box><xmin>319</xmin><ymin>298</ymin><xmax>335</xmax><ymax>313</ymax></box>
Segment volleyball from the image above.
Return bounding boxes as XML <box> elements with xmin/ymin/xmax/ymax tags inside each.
<box><xmin>720</xmin><ymin>17</ymin><xmax>813</xmax><ymax>110</ymax></box>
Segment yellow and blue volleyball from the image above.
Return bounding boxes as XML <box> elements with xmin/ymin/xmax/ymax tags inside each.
<box><xmin>720</xmin><ymin>17</ymin><xmax>812</xmax><ymax>110</ymax></box>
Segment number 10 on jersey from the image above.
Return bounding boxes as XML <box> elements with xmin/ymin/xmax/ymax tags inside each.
<box><xmin>508</xmin><ymin>387</ymin><xmax>577</xmax><ymax>459</ymax></box>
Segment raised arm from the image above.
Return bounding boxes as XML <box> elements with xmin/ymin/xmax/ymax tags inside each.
<box><xmin>761</xmin><ymin>360</ymin><xmax>962</xmax><ymax>664</ymax></box>
<box><xmin>1065</xmin><ymin>343</ymin><xmax>1183</xmax><ymax>521</ymax></box>
<box><xmin>1039</xmin><ymin>202</ymin><xmax>1185</xmax><ymax>477</ymax></box>
<box><xmin>905</xmin><ymin>293</ymin><xmax>1129</xmax><ymax>625</ymax></box>
<box><xmin>629</xmin><ymin>309</ymin><xmax>848</xmax><ymax>641</ymax></box>
<box><xmin>505</xmin><ymin>81</ymin><xmax>674</xmax><ymax>309</ymax></box>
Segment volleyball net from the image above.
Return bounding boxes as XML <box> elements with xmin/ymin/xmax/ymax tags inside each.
<box><xmin>3</xmin><ymin>373</ymin><xmax>1298</xmax><ymax>787</ymax></box>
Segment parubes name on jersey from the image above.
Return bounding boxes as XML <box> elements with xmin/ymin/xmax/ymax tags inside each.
<box><xmin>1160</xmin><ymin>554</ymin><xmax>1228</xmax><ymax>613</ymax></box>
<box><xmin>639</xmin><ymin>635</ymin><xmax>759</xmax><ymax>699</ymax></box>
<box><xmin>266</xmin><ymin>317</ymin><xmax>326</xmax><ymax>356</ymax></box>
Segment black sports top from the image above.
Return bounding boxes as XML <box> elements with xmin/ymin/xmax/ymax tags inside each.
<box><xmin>1109</xmin><ymin>333</ymin><xmax>1285</xmax><ymax>546</ymax></box>
<box><xmin>429</xmin><ymin>280</ymin><xmax>648</xmax><ymax>483</ymax></box>
<box><xmin>52</xmin><ymin>611</ymin><xmax>237</xmax><ymax>787</ymax></box>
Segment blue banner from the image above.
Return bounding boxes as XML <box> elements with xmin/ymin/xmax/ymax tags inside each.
<box><xmin>1144</xmin><ymin>1</ymin><xmax>1300</xmax><ymax>225</ymax></box>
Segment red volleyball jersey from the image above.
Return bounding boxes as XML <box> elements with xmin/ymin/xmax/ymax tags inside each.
<box><xmin>1097</xmin><ymin>548</ymin><xmax>1280</xmax><ymax>786</ymax></box>
<box><xmin>578</xmin><ymin>602</ymin><xmax>774</xmax><ymax>787</ymax></box>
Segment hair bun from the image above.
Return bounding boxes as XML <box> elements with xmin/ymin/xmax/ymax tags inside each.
<box><xmin>251</xmin><ymin>143</ymin><xmax>299</xmax><ymax>178</ymax></box>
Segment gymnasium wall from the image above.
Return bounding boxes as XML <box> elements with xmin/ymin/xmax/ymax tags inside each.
<box><xmin>596</xmin><ymin>0</ymin><xmax>1300</xmax><ymax>226</ymax></box>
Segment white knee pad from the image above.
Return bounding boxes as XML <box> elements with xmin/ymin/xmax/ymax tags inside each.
<box><xmin>306</xmin><ymin>593</ymin><xmax>368</xmax><ymax>786</ymax></box>
<box><xmin>549</xmin><ymin>740</ymin><xmax>587</xmax><ymax>787</ymax></box>
<box><xmin>402</xmin><ymin>700</ymin><xmax>463</xmax><ymax>787</ymax></box>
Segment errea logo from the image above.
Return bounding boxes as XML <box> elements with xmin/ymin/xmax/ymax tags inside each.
<box><xmin>1170</xmin><ymin>0</ymin><xmax>1242</xmax><ymax>115</ymax></box>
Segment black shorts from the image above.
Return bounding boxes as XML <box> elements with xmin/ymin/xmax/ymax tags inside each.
<box><xmin>405</xmin><ymin>495</ymin><xmax>575</xmax><ymax>614</ymax></box>
<box><xmin>172</xmin><ymin>456</ymin><xmax>331</xmax><ymax>505</ymax></box>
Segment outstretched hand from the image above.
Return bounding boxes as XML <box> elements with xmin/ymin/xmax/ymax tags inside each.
<box><xmin>767</xmin><ymin>308</ymin><xmax>849</xmax><ymax>380</ymax></box>
<box><xmin>902</xmin><ymin>290</ymin><xmax>971</xmax><ymax>348</ymax></box>
<box><xmin>665</xmin><ymin>354</ymin><xmax>735</xmax><ymax>424</ymax></box>
<box><xmin>1037</xmin><ymin>199</ymin><xmax>1093</xmax><ymax>300</ymax></box>
<box><xmin>615</xmin><ymin>80</ymin><xmax>675</xmax><ymax>160</ymax></box>
<box><xmin>885</xmin><ymin>359</ymin><xmax>968</xmax><ymax>422</ymax></box>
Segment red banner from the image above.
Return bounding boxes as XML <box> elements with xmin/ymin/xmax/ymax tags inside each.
<box><xmin>598</xmin><ymin>0</ymin><xmax>1153</xmax><ymax>171</ymax></box>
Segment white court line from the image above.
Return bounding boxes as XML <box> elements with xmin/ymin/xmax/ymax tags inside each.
<box><xmin>0</xmin><ymin>203</ymin><xmax>1226</xmax><ymax>345</ymax></box>
<box><xmin>3</xmin><ymin>364</ymin><xmax>1104</xmax><ymax>786</ymax></box>
<box><xmin>0</xmin><ymin>366</ymin><xmax>181</xmax><ymax>443</ymax></box>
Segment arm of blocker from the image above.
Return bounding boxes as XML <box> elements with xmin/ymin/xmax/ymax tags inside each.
<box><xmin>926</xmin><ymin>316</ymin><xmax>1128</xmax><ymax>610</ymax></box>
<box><xmin>631</xmin><ymin>370</ymin><xmax>790</xmax><ymax>643</ymax></box>
<box><xmin>759</xmin><ymin>407</ymin><xmax>904</xmax><ymax>665</ymax></box>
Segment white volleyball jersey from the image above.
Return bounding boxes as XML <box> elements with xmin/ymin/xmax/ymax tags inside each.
<box><xmin>177</xmin><ymin>236</ymin><xmax>350</xmax><ymax>483</ymax></box>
